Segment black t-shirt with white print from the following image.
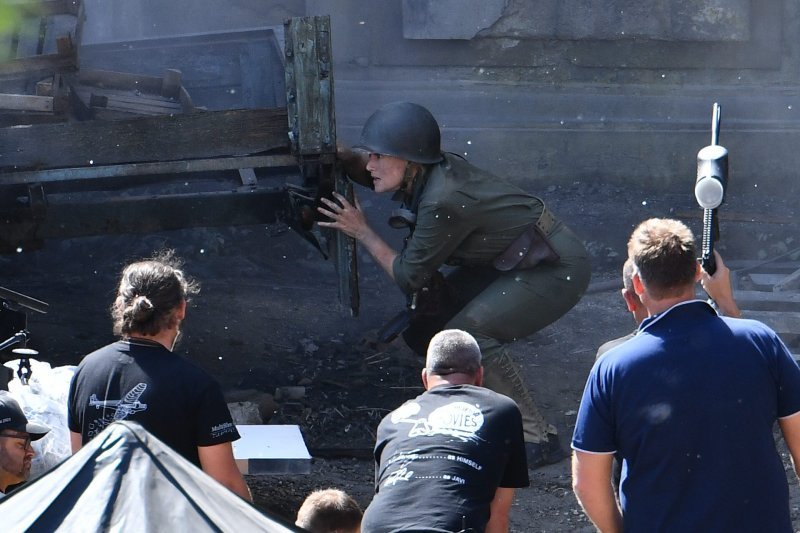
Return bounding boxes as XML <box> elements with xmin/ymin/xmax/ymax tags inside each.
<box><xmin>361</xmin><ymin>384</ymin><xmax>529</xmax><ymax>533</ymax></box>
<box><xmin>68</xmin><ymin>339</ymin><xmax>239</xmax><ymax>466</ymax></box>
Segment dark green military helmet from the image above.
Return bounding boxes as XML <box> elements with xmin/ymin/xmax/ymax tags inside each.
<box><xmin>355</xmin><ymin>101</ymin><xmax>443</xmax><ymax>164</ymax></box>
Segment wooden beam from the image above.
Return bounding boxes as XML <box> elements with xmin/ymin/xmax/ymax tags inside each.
<box><xmin>0</xmin><ymin>92</ymin><xmax>53</xmax><ymax>112</ymax></box>
<box><xmin>1</xmin><ymin>107</ymin><xmax>290</xmax><ymax>171</ymax></box>
<box><xmin>76</xmin><ymin>68</ymin><xmax>167</xmax><ymax>94</ymax></box>
<box><xmin>284</xmin><ymin>16</ymin><xmax>336</xmax><ymax>156</ymax></box>
<box><xmin>0</xmin><ymin>154</ymin><xmax>298</xmax><ymax>186</ymax></box>
<box><xmin>0</xmin><ymin>187</ymin><xmax>291</xmax><ymax>249</ymax></box>
<box><xmin>0</xmin><ymin>52</ymin><xmax>77</xmax><ymax>77</ymax></box>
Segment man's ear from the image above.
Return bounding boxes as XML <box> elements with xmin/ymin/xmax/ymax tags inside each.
<box><xmin>621</xmin><ymin>288</ymin><xmax>639</xmax><ymax>313</ymax></box>
<box><xmin>694</xmin><ymin>261</ymin><xmax>703</xmax><ymax>282</ymax></box>
<box><xmin>176</xmin><ymin>299</ymin><xmax>187</xmax><ymax>321</ymax></box>
<box><xmin>632</xmin><ymin>272</ymin><xmax>646</xmax><ymax>297</ymax></box>
<box><xmin>474</xmin><ymin>366</ymin><xmax>484</xmax><ymax>387</ymax></box>
<box><xmin>421</xmin><ymin>368</ymin><xmax>429</xmax><ymax>390</ymax></box>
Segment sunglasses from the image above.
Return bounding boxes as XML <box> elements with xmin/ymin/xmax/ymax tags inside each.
<box><xmin>0</xmin><ymin>433</ymin><xmax>32</xmax><ymax>449</ymax></box>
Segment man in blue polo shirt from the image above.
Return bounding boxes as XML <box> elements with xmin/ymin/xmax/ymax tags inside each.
<box><xmin>571</xmin><ymin>217</ymin><xmax>800</xmax><ymax>533</ymax></box>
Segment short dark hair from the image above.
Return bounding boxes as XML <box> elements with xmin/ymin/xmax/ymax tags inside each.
<box><xmin>295</xmin><ymin>489</ymin><xmax>362</xmax><ymax>533</ymax></box>
<box><xmin>425</xmin><ymin>329</ymin><xmax>482</xmax><ymax>376</ymax></box>
<box><xmin>627</xmin><ymin>218</ymin><xmax>697</xmax><ymax>299</ymax></box>
<box><xmin>111</xmin><ymin>250</ymin><xmax>199</xmax><ymax>336</ymax></box>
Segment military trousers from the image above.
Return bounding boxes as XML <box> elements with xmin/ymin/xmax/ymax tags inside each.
<box><xmin>403</xmin><ymin>224</ymin><xmax>590</xmax><ymax>443</ymax></box>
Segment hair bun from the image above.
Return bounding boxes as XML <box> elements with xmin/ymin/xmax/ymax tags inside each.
<box><xmin>130</xmin><ymin>295</ymin><xmax>155</xmax><ymax>321</ymax></box>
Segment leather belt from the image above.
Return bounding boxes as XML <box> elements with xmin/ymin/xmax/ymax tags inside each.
<box><xmin>492</xmin><ymin>201</ymin><xmax>560</xmax><ymax>271</ymax></box>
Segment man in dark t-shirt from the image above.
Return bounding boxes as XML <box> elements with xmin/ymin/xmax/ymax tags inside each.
<box><xmin>361</xmin><ymin>329</ymin><xmax>529</xmax><ymax>533</ymax></box>
<box><xmin>68</xmin><ymin>339</ymin><xmax>238</xmax><ymax>467</ymax></box>
<box><xmin>67</xmin><ymin>252</ymin><xmax>251</xmax><ymax>501</ymax></box>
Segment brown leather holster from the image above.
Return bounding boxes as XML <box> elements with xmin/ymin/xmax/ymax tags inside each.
<box><xmin>492</xmin><ymin>206</ymin><xmax>560</xmax><ymax>272</ymax></box>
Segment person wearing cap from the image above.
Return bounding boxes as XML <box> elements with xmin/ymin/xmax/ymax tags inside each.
<box><xmin>360</xmin><ymin>329</ymin><xmax>528</xmax><ymax>533</ymax></box>
<box><xmin>0</xmin><ymin>391</ymin><xmax>49</xmax><ymax>498</ymax></box>
<box><xmin>318</xmin><ymin>101</ymin><xmax>591</xmax><ymax>467</ymax></box>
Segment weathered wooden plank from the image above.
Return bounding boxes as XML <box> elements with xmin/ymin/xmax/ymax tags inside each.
<box><xmin>100</xmin><ymin>99</ymin><xmax>182</xmax><ymax>114</ymax></box>
<box><xmin>76</xmin><ymin>68</ymin><xmax>168</xmax><ymax>94</ymax></box>
<box><xmin>0</xmin><ymin>92</ymin><xmax>53</xmax><ymax>112</ymax></box>
<box><xmin>0</xmin><ymin>154</ymin><xmax>298</xmax><ymax>186</ymax></box>
<box><xmin>0</xmin><ymin>107</ymin><xmax>290</xmax><ymax>171</ymax></box>
<box><xmin>0</xmin><ymin>187</ymin><xmax>290</xmax><ymax>249</ymax></box>
<box><xmin>0</xmin><ymin>52</ymin><xmax>76</xmax><ymax>77</ymax></box>
<box><xmin>285</xmin><ymin>15</ymin><xmax>357</xmax><ymax>315</ymax></box>
<box><xmin>333</xmin><ymin>169</ymin><xmax>359</xmax><ymax>316</ymax></box>
<box><xmin>72</xmin><ymin>90</ymin><xmax>182</xmax><ymax>115</ymax></box>
<box><xmin>285</xmin><ymin>16</ymin><xmax>335</xmax><ymax>156</ymax></box>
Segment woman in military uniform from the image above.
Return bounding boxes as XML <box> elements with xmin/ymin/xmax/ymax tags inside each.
<box><xmin>318</xmin><ymin>102</ymin><xmax>590</xmax><ymax>467</ymax></box>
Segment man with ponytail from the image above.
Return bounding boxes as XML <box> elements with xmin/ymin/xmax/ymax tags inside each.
<box><xmin>67</xmin><ymin>251</ymin><xmax>251</xmax><ymax>501</ymax></box>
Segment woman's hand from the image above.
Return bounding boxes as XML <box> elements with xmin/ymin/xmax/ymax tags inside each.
<box><xmin>317</xmin><ymin>191</ymin><xmax>369</xmax><ymax>240</ymax></box>
<box><xmin>317</xmin><ymin>191</ymin><xmax>399</xmax><ymax>279</ymax></box>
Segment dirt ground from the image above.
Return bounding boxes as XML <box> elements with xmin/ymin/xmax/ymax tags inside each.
<box><xmin>3</xmin><ymin>180</ymin><xmax>798</xmax><ymax>531</ymax></box>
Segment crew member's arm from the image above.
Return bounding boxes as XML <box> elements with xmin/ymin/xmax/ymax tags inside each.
<box><xmin>572</xmin><ymin>451</ymin><xmax>622</xmax><ymax>533</ymax></box>
<box><xmin>198</xmin><ymin>442</ymin><xmax>253</xmax><ymax>502</ymax></box>
<box><xmin>486</xmin><ymin>487</ymin><xmax>515</xmax><ymax>533</ymax></box>
<box><xmin>779</xmin><ymin>413</ymin><xmax>800</xmax><ymax>480</ymax></box>
<box><xmin>699</xmin><ymin>251</ymin><xmax>741</xmax><ymax>318</ymax></box>
<box><xmin>69</xmin><ymin>431</ymin><xmax>82</xmax><ymax>453</ymax></box>
<box><xmin>318</xmin><ymin>192</ymin><xmax>398</xmax><ymax>279</ymax></box>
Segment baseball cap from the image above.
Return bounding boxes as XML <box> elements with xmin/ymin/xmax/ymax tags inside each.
<box><xmin>0</xmin><ymin>391</ymin><xmax>49</xmax><ymax>441</ymax></box>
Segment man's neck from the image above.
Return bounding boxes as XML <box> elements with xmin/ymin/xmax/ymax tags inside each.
<box><xmin>127</xmin><ymin>329</ymin><xmax>178</xmax><ymax>351</ymax></box>
<box><xmin>426</xmin><ymin>374</ymin><xmax>478</xmax><ymax>390</ymax></box>
<box><xmin>644</xmin><ymin>294</ymin><xmax>696</xmax><ymax>317</ymax></box>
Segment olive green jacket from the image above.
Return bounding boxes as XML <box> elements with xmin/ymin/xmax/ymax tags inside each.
<box><xmin>392</xmin><ymin>154</ymin><xmax>549</xmax><ymax>293</ymax></box>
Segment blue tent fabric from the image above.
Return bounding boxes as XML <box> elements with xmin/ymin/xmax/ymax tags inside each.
<box><xmin>0</xmin><ymin>421</ymin><xmax>301</xmax><ymax>533</ymax></box>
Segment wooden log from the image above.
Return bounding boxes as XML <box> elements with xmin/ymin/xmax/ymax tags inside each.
<box><xmin>0</xmin><ymin>92</ymin><xmax>53</xmax><ymax>112</ymax></box>
<box><xmin>0</xmin><ymin>107</ymin><xmax>289</xmax><ymax>171</ymax></box>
